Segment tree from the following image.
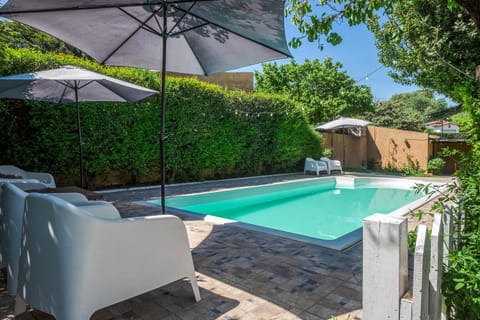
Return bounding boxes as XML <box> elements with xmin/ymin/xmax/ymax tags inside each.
<box><xmin>286</xmin><ymin>0</ymin><xmax>480</xmax><ymax>49</ymax></box>
<box><xmin>388</xmin><ymin>90</ymin><xmax>452</xmax><ymax>122</ymax></box>
<box><xmin>254</xmin><ymin>58</ymin><xmax>373</xmax><ymax>124</ymax></box>
<box><xmin>456</xmin><ymin>0</ymin><xmax>480</xmax><ymax>31</ymax></box>
<box><xmin>364</xmin><ymin>90</ymin><xmax>454</xmax><ymax>131</ymax></box>
<box><xmin>370</xmin><ymin>0</ymin><xmax>480</xmax><ymax>101</ymax></box>
<box><xmin>0</xmin><ymin>21</ymin><xmax>86</xmax><ymax>57</ymax></box>
<box><xmin>286</xmin><ymin>0</ymin><xmax>480</xmax><ymax>102</ymax></box>
<box><xmin>365</xmin><ymin>100</ymin><xmax>424</xmax><ymax>132</ymax></box>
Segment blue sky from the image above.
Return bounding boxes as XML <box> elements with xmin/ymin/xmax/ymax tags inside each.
<box><xmin>235</xmin><ymin>19</ymin><xmax>420</xmax><ymax>102</ymax></box>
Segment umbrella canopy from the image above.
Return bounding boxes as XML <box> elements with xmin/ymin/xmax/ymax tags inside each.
<box><xmin>316</xmin><ymin>118</ymin><xmax>372</xmax><ymax>131</ymax></box>
<box><xmin>0</xmin><ymin>65</ymin><xmax>158</xmax><ymax>188</ymax></box>
<box><xmin>0</xmin><ymin>0</ymin><xmax>292</xmax><ymax>213</ymax></box>
<box><xmin>0</xmin><ymin>1</ymin><xmax>291</xmax><ymax>74</ymax></box>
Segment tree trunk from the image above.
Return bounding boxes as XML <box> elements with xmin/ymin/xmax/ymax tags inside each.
<box><xmin>457</xmin><ymin>0</ymin><xmax>480</xmax><ymax>32</ymax></box>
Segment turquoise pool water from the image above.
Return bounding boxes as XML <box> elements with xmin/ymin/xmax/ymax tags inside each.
<box><xmin>152</xmin><ymin>177</ymin><xmax>425</xmax><ymax>247</ymax></box>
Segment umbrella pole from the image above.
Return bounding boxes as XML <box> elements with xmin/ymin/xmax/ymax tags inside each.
<box><xmin>159</xmin><ymin>3</ymin><xmax>168</xmax><ymax>214</ymax></box>
<box><xmin>342</xmin><ymin>125</ymin><xmax>346</xmax><ymax>166</ymax></box>
<box><xmin>75</xmin><ymin>85</ymin><xmax>84</xmax><ymax>189</ymax></box>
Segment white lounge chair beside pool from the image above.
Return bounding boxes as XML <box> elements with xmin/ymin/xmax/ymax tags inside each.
<box><xmin>320</xmin><ymin>157</ymin><xmax>343</xmax><ymax>174</ymax></box>
<box><xmin>304</xmin><ymin>157</ymin><xmax>329</xmax><ymax>176</ymax></box>
<box><xmin>0</xmin><ymin>165</ymin><xmax>56</xmax><ymax>188</ymax></box>
<box><xmin>15</xmin><ymin>192</ymin><xmax>201</xmax><ymax>320</ymax></box>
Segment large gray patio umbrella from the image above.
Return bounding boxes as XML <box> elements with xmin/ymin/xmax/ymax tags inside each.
<box><xmin>0</xmin><ymin>65</ymin><xmax>158</xmax><ymax>188</ymax></box>
<box><xmin>0</xmin><ymin>0</ymin><xmax>292</xmax><ymax>213</ymax></box>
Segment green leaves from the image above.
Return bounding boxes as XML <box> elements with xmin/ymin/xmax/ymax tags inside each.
<box><xmin>443</xmin><ymin>231</ymin><xmax>480</xmax><ymax>317</ymax></box>
<box><xmin>427</xmin><ymin>157</ymin><xmax>446</xmax><ymax>175</ymax></box>
<box><xmin>364</xmin><ymin>90</ymin><xmax>452</xmax><ymax>131</ymax></box>
<box><xmin>286</xmin><ymin>0</ymin><xmax>392</xmax><ymax>48</ymax></box>
<box><xmin>0</xmin><ymin>48</ymin><xmax>323</xmax><ymax>187</ymax></box>
<box><xmin>254</xmin><ymin>58</ymin><xmax>374</xmax><ymax>124</ymax></box>
<box><xmin>371</xmin><ymin>0</ymin><xmax>480</xmax><ymax>101</ymax></box>
<box><xmin>0</xmin><ymin>21</ymin><xmax>86</xmax><ymax>58</ymax></box>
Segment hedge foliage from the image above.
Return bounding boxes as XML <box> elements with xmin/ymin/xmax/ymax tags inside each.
<box><xmin>0</xmin><ymin>48</ymin><xmax>323</xmax><ymax>188</ymax></box>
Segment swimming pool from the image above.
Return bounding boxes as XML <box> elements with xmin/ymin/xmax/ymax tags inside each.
<box><xmin>150</xmin><ymin>176</ymin><xmax>434</xmax><ymax>250</ymax></box>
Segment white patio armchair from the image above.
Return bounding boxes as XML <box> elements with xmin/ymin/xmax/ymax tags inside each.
<box><xmin>320</xmin><ymin>157</ymin><xmax>343</xmax><ymax>174</ymax></box>
<box><xmin>0</xmin><ymin>182</ymin><xmax>98</xmax><ymax>296</ymax></box>
<box><xmin>15</xmin><ymin>193</ymin><xmax>201</xmax><ymax>320</ymax></box>
<box><xmin>0</xmin><ymin>165</ymin><xmax>56</xmax><ymax>188</ymax></box>
<box><xmin>0</xmin><ymin>180</ymin><xmax>50</xmax><ymax>269</ymax></box>
<box><xmin>304</xmin><ymin>157</ymin><xmax>328</xmax><ymax>176</ymax></box>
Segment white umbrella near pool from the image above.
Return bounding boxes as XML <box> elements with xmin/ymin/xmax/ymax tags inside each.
<box><xmin>0</xmin><ymin>65</ymin><xmax>158</xmax><ymax>188</ymax></box>
<box><xmin>316</xmin><ymin>117</ymin><xmax>372</xmax><ymax>166</ymax></box>
<box><xmin>0</xmin><ymin>0</ymin><xmax>292</xmax><ymax>213</ymax></box>
<box><xmin>316</xmin><ymin>117</ymin><xmax>372</xmax><ymax>131</ymax></box>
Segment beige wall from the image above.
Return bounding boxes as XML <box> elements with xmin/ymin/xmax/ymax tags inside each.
<box><xmin>169</xmin><ymin>72</ymin><xmax>254</xmax><ymax>92</ymax></box>
<box><xmin>322</xmin><ymin>132</ymin><xmax>368</xmax><ymax>168</ymax></box>
<box><xmin>367</xmin><ymin>126</ymin><xmax>432</xmax><ymax>171</ymax></box>
<box><xmin>322</xmin><ymin>126</ymin><xmax>437</xmax><ymax>171</ymax></box>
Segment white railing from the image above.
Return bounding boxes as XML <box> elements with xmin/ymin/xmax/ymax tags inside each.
<box><xmin>363</xmin><ymin>207</ymin><xmax>454</xmax><ymax>320</ymax></box>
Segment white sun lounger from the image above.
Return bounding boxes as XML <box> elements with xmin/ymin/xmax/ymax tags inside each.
<box><xmin>0</xmin><ymin>165</ymin><xmax>56</xmax><ymax>188</ymax></box>
<box><xmin>304</xmin><ymin>157</ymin><xmax>328</xmax><ymax>176</ymax></box>
<box><xmin>320</xmin><ymin>157</ymin><xmax>343</xmax><ymax>174</ymax></box>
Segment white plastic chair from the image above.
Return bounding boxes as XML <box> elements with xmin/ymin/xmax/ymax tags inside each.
<box><xmin>0</xmin><ymin>182</ymin><xmax>97</xmax><ymax>296</ymax></box>
<box><xmin>15</xmin><ymin>193</ymin><xmax>201</xmax><ymax>320</ymax></box>
<box><xmin>304</xmin><ymin>157</ymin><xmax>328</xmax><ymax>176</ymax></box>
<box><xmin>0</xmin><ymin>165</ymin><xmax>56</xmax><ymax>188</ymax></box>
<box><xmin>320</xmin><ymin>157</ymin><xmax>343</xmax><ymax>174</ymax></box>
<box><xmin>0</xmin><ymin>180</ymin><xmax>49</xmax><ymax>269</ymax></box>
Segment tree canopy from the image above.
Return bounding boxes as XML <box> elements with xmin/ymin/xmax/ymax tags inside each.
<box><xmin>286</xmin><ymin>0</ymin><xmax>480</xmax><ymax>49</ymax></box>
<box><xmin>0</xmin><ymin>20</ymin><xmax>86</xmax><ymax>57</ymax></box>
<box><xmin>363</xmin><ymin>90</ymin><xmax>454</xmax><ymax>131</ymax></box>
<box><xmin>370</xmin><ymin>0</ymin><xmax>480</xmax><ymax>102</ymax></box>
<box><xmin>366</xmin><ymin>100</ymin><xmax>424</xmax><ymax>132</ymax></box>
<box><xmin>254</xmin><ymin>58</ymin><xmax>373</xmax><ymax>124</ymax></box>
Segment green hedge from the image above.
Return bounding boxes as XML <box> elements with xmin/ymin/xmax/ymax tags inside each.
<box><xmin>0</xmin><ymin>48</ymin><xmax>323</xmax><ymax>188</ymax></box>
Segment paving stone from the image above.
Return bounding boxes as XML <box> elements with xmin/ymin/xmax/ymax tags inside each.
<box><xmin>250</xmin><ymin>302</ymin><xmax>292</xmax><ymax>319</ymax></box>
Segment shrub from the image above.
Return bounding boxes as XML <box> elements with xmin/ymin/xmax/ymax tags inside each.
<box><xmin>0</xmin><ymin>48</ymin><xmax>323</xmax><ymax>187</ymax></box>
<box><xmin>427</xmin><ymin>157</ymin><xmax>446</xmax><ymax>175</ymax></box>
<box><xmin>321</xmin><ymin>148</ymin><xmax>332</xmax><ymax>158</ymax></box>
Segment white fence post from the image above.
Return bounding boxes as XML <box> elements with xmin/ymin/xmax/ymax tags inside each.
<box><xmin>429</xmin><ymin>214</ymin><xmax>444</xmax><ymax>320</ymax></box>
<box><xmin>400</xmin><ymin>297</ymin><xmax>413</xmax><ymax>320</ymax></box>
<box><xmin>363</xmin><ymin>214</ymin><xmax>408</xmax><ymax>320</ymax></box>
<box><xmin>412</xmin><ymin>224</ymin><xmax>430</xmax><ymax>320</ymax></box>
<box><xmin>443</xmin><ymin>206</ymin><xmax>454</xmax><ymax>267</ymax></box>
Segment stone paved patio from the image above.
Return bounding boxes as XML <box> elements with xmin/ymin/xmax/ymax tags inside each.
<box><xmin>0</xmin><ymin>173</ymin><xmax>452</xmax><ymax>319</ymax></box>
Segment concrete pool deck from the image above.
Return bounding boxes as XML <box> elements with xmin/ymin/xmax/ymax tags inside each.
<box><xmin>0</xmin><ymin>173</ymin><xmax>453</xmax><ymax>320</ymax></box>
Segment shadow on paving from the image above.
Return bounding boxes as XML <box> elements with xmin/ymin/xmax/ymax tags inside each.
<box><xmin>115</xmin><ymin>199</ymin><xmax>364</xmax><ymax>318</ymax></box>
<box><xmin>0</xmin><ymin>263</ymin><xmax>239</xmax><ymax>320</ymax></box>
<box><xmin>0</xmin><ymin>203</ymin><xmax>239</xmax><ymax>320</ymax></box>
<box><xmin>189</xmin><ymin>221</ymin><xmax>363</xmax><ymax>319</ymax></box>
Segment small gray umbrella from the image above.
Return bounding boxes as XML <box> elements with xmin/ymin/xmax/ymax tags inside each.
<box><xmin>0</xmin><ymin>65</ymin><xmax>158</xmax><ymax>188</ymax></box>
<box><xmin>0</xmin><ymin>0</ymin><xmax>292</xmax><ymax>213</ymax></box>
<box><xmin>315</xmin><ymin>118</ymin><xmax>372</xmax><ymax>131</ymax></box>
<box><xmin>315</xmin><ymin>117</ymin><xmax>371</xmax><ymax>166</ymax></box>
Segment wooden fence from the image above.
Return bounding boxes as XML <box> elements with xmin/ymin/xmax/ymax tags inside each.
<box><xmin>363</xmin><ymin>207</ymin><xmax>455</xmax><ymax>320</ymax></box>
